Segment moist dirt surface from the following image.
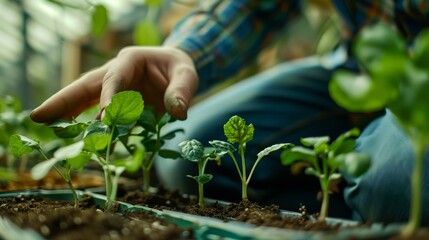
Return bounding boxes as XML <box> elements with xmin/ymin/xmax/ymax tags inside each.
<box><xmin>0</xmin><ymin>194</ymin><xmax>193</xmax><ymax>240</ymax></box>
<box><xmin>120</xmin><ymin>187</ymin><xmax>429</xmax><ymax>240</ymax></box>
<box><xmin>0</xmin><ymin>170</ymin><xmax>104</xmax><ymax>192</ymax></box>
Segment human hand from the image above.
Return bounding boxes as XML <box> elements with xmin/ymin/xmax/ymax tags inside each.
<box><xmin>30</xmin><ymin>46</ymin><xmax>198</xmax><ymax>123</ymax></box>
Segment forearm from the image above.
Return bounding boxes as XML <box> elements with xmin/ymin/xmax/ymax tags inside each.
<box><xmin>164</xmin><ymin>0</ymin><xmax>300</xmax><ymax>90</ymax></box>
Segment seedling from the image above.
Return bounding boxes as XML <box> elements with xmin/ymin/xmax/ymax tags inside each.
<box><xmin>329</xmin><ymin>22</ymin><xmax>429</xmax><ymax>235</ymax></box>
<box><xmin>179</xmin><ymin>139</ymin><xmax>222</xmax><ymax>208</ymax></box>
<box><xmin>280</xmin><ymin>128</ymin><xmax>371</xmax><ymax>221</ymax></box>
<box><xmin>8</xmin><ymin>91</ymin><xmax>145</xmax><ymax>210</ymax></box>
<box><xmin>0</xmin><ymin>95</ymin><xmax>56</xmax><ymax>171</ymax></box>
<box><xmin>8</xmin><ymin>134</ymin><xmax>82</xmax><ymax>207</ymax></box>
<box><xmin>209</xmin><ymin>115</ymin><xmax>293</xmax><ymax>201</ymax></box>
<box><xmin>119</xmin><ymin>108</ymin><xmax>183</xmax><ymax>192</ymax></box>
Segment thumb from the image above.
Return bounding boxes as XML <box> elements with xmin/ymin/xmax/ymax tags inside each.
<box><xmin>164</xmin><ymin>66</ymin><xmax>199</xmax><ymax>120</ymax></box>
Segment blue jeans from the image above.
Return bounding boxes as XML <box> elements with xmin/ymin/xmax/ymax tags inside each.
<box><xmin>155</xmin><ymin>56</ymin><xmax>428</xmax><ymax>223</ymax></box>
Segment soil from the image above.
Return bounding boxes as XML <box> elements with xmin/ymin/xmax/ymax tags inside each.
<box><xmin>119</xmin><ymin>187</ymin><xmax>429</xmax><ymax>240</ymax></box>
<box><xmin>120</xmin><ymin>187</ymin><xmax>347</xmax><ymax>231</ymax></box>
<box><xmin>0</xmin><ymin>194</ymin><xmax>193</xmax><ymax>240</ymax></box>
<box><xmin>0</xmin><ymin>170</ymin><xmax>104</xmax><ymax>192</ymax></box>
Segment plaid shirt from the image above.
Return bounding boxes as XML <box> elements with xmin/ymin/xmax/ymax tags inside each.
<box><xmin>164</xmin><ymin>0</ymin><xmax>429</xmax><ymax>89</ymax></box>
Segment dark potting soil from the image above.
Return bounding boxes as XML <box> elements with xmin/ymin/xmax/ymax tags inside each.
<box><xmin>119</xmin><ymin>187</ymin><xmax>429</xmax><ymax>240</ymax></box>
<box><xmin>0</xmin><ymin>170</ymin><xmax>104</xmax><ymax>192</ymax></box>
<box><xmin>0</xmin><ymin>194</ymin><xmax>193</xmax><ymax>240</ymax></box>
<box><xmin>120</xmin><ymin>187</ymin><xmax>344</xmax><ymax>232</ymax></box>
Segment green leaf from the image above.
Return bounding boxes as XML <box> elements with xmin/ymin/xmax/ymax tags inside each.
<box><xmin>390</xmin><ymin>64</ymin><xmax>429</xmax><ymax>133</ymax></box>
<box><xmin>31</xmin><ymin>158</ymin><xmax>62</xmax><ymax>180</ymax></box>
<box><xmin>329</xmin><ymin>70</ymin><xmax>391</xmax><ymax>112</ymax></box>
<box><xmin>91</xmin><ymin>4</ymin><xmax>109</xmax><ymax>38</ymax></box>
<box><xmin>158</xmin><ymin>149</ymin><xmax>182</xmax><ymax>159</ymax></box>
<box><xmin>257</xmin><ymin>143</ymin><xmax>294</xmax><ymax>159</ymax></box>
<box><xmin>158</xmin><ymin>113</ymin><xmax>171</xmax><ymax>128</ymax></box>
<box><xmin>188</xmin><ymin>174</ymin><xmax>213</xmax><ymax>184</ymax></box>
<box><xmin>84</xmin><ymin>121</ymin><xmax>110</xmax><ymax>138</ymax></box>
<box><xmin>115</xmin><ymin>144</ymin><xmax>145</xmax><ymax>173</ymax></box>
<box><xmin>49</xmin><ymin>119</ymin><xmax>88</xmax><ymax>138</ymax></box>
<box><xmin>137</xmin><ymin>109</ymin><xmax>157</xmax><ymax>133</ymax></box>
<box><xmin>411</xmin><ymin>29</ymin><xmax>429</xmax><ymax>70</ymax></box>
<box><xmin>280</xmin><ymin>146</ymin><xmax>317</xmax><ymax>166</ymax></box>
<box><xmin>304</xmin><ymin>167</ymin><xmax>320</xmax><ymax>177</ymax></box>
<box><xmin>67</xmin><ymin>152</ymin><xmax>91</xmax><ymax>170</ymax></box>
<box><xmin>209</xmin><ymin>140</ymin><xmax>236</xmax><ymax>155</ymax></box>
<box><xmin>301</xmin><ymin>136</ymin><xmax>330</xmax><ymax>148</ymax></box>
<box><xmin>54</xmin><ymin>141</ymin><xmax>84</xmax><ymax>160</ymax></box>
<box><xmin>330</xmin><ymin>128</ymin><xmax>360</xmax><ymax>154</ymax></box>
<box><xmin>161</xmin><ymin>128</ymin><xmax>185</xmax><ymax>140</ymax></box>
<box><xmin>103</xmin><ymin>91</ymin><xmax>144</xmax><ymax>126</ymax></box>
<box><xmin>142</xmin><ymin>139</ymin><xmax>159</xmax><ymax>152</ymax></box>
<box><xmin>179</xmin><ymin>139</ymin><xmax>204</xmax><ymax>162</ymax></box>
<box><xmin>353</xmin><ymin>22</ymin><xmax>406</xmax><ymax>68</ymax></box>
<box><xmin>133</xmin><ymin>20</ymin><xmax>161</xmax><ymax>46</ymax></box>
<box><xmin>334</xmin><ymin>152</ymin><xmax>371</xmax><ymax>177</ymax></box>
<box><xmin>8</xmin><ymin>134</ymin><xmax>41</xmax><ymax>158</ymax></box>
<box><xmin>223</xmin><ymin>115</ymin><xmax>254</xmax><ymax>145</ymax></box>
<box><xmin>84</xmin><ymin>133</ymin><xmax>110</xmax><ymax>152</ymax></box>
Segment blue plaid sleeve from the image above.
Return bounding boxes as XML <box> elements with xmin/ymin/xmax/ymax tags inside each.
<box><xmin>163</xmin><ymin>0</ymin><xmax>300</xmax><ymax>91</ymax></box>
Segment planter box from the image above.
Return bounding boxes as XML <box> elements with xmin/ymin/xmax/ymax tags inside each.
<box><xmin>0</xmin><ymin>189</ymin><xmax>402</xmax><ymax>240</ymax></box>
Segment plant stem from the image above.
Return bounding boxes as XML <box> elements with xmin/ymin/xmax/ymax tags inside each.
<box><xmin>239</xmin><ymin>145</ymin><xmax>248</xmax><ymax>201</ymax></box>
<box><xmin>65</xmin><ymin>167</ymin><xmax>79</xmax><ymax>208</ymax></box>
<box><xmin>104</xmin><ymin>125</ymin><xmax>116</xmax><ymax>210</ymax></box>
<box><xmin>318</xmin><ymin>157</ymin><xmax>329</xmax><ymax>221</ymax></box>
<box><xmin>198</xmin><ymin>161</ymin><xmax>204</xmax><ymax>208</ymax></box>
<box><xmin>142</xmin><ymin>166</ymin><xmax>150</xmax><ymax>192</ymax></box>
<box><xmin>319</xmin><ymin>179</ymin><xmax>329</xmax><ymax>221</ymax></box>
<box><xmin>402</xmin><ymin>140</ymin><xmax>424</xmax><ymax>236</ymax></box>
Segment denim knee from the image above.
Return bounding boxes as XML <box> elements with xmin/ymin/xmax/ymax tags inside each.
<box><xmin>343</xmin><ymin>110</ymin><xmax>429</xmax><ymax>224</ymax></box>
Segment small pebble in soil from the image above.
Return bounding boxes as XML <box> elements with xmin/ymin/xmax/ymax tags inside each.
<box><xmin>40</xmin><ymin>225</ymin><xmax>50</xmax><ymax>236</ymax></box>
<box><xmin>121</xmin><ymin>227</ymin><xmax>131</xmax><ymax>235</ymax></box>
<box><xmin>38</xmin><ymin>214</ymin><xmax>46</xmax><ymax>222</ymax></box>
<box><xmin>73</xmin><ymin>216</ymin><xmax>83</xmax><ymax>225</ymax></box>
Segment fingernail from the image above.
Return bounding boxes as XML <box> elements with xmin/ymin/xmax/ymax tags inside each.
<box><xmin>171</xmin><ymin>98</ymin><xmax>187</xmax><ymax>120</ymax></box>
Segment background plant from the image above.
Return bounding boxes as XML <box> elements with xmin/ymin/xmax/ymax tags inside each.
<box><xmin>329</xmin><ymin>22</ymin><xmax>429</xmax><ymax>235</ymax></box>
<box><xmin>209</xmin><ymin>115</ymin><xmax>293</xmax><ymax>201</ymax></box>
<box><xmin>179</xmin><ymin>139</ymin><xmax>222</xmax><ymax>208</ymax></box>
<box><xmin>0</xmin><ymin>95</ymin><xmax>56</xmax><ymax>172</ymax></box>
<box><xmin>119</xmin><ymin>108</ymin><xmax>183</xmax><ymax>192</ymax></box>
<box><xmin>280</xmin><ymin>128</ymin><xmax>371</xmax><ymax>221</ymax></box>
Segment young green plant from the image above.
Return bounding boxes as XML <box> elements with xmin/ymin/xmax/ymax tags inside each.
<box><xmin>329</xmin><ymin>22</ymin><xmax>429</xmax><ymax>235</ymax></box>
<box><xmin>119</xmin><ymin>108</ymin><xmax>182</xmax><ymax>192</ymax></box>
<box><xmin>209</xmin><ymin>115</ymin><xmax>293</xmax><ymax>201</ymax></box>
<box><xmin>9</xmin><ymin>91</ymin><xmax>145</xmax><ymax>210</ymax></box>
<box><xmin>179</xmin><ymin>139</ymin><xmax>222</xmax><ymax>208</ymax></box>
<box><xmin>280</xmin><ymin>128</ymin><xmax>371</xmax><ymax>221</ymax></box>
<box><xmin>8</xmin><ymin>134</ymin><xmax>82</xmax><ymax>207</ymax></box>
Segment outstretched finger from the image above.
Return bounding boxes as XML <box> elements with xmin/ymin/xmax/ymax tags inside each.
<box><xmin>30</xmin><ymin>67</ymin><xmax>107</xmax><ymax>123</ymax></box>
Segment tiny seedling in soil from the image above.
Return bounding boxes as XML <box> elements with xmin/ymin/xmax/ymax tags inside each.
<box><xmin>8</xmin><ymin>91</ymin><xmax>145</xmax><ymax>210</ymax></box>
<box><xmin>179</xmin><ymin>139</ymin><xmax>222</xmax><ymax>208</ymax></box>
<box><xmin>280</xmin><ymin>128</ymin><xmax>371</xmax><ymax>221</ymax></box>
<box><xmin>329</xmin><ymin>22</ymin><xmax>429</xmax><ymax>236</ymax></box>
<box><xmin>209</xmin><ymin>115</ymin><xmax>293</xmax><ymax>201</ymax></box>
<box><xmin>8</xmin><ymin>134</ymin><xmax>82</xmax><ymax>207</ymax></box>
